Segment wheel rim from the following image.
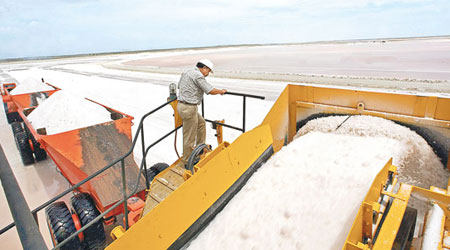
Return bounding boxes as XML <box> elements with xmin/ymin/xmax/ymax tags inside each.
<box><xmin>71</xmin><ymin>212</ymin><xmax>85</xmax><ymax>242</ymax></box>
<box><xmin>46</xmin><ymin>217</ymin><xmax>58</xmax><ymax>247</ymax></box>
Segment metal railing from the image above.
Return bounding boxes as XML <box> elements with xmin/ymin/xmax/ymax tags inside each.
<box><xmin>0</xmin><ymin>91</ymin><xmax>264</xmax><ymax>249</ymax></box>
<box><xmin>0</xmin><ymin>145</ymin><xmax>47</xmax><ymax>250</ymax></box>
<box><xmin>203</xmin><ymin>91</ymin><xmax>265</xmax><ymax>133</ymax></box>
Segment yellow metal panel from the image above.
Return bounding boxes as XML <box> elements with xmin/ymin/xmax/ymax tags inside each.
<box><xmin>362</xmin><ymin>202</ymin><xmax>373</xmax><ymax>239</ymax></box>
<box><xmin>260</xmin><ymin>87</ymin><xmax>289</xmax><ymax>152</ymax></box>
<box><xmin>424</xmin><ymin>96</ymin><xmax>438</xmax><ymax>118</ymax></box>
<box><xmin>169</xmin><ymin>100</ymin><xmax>182</xmax><ymax>128</ymax></box>
<box><xmin>106</xmin><ymin>125</ymin><xmax>273</xmax><ymax>250</ymax></box>
<box><xmin>296</xmin><ymin>101</ymin><xmax>450</xmax><ymax>128</ymax></box>
<box><xmin>286</xmin><ymin>84</ymin><xmax>450</xmax><ymax>121</ymax></box>
<box><xmin>344</xmin><ymin>242</ymin><xmax>369</xmax><ymax>250</ymax></box>
<box><xmin>261</xmin><ymin>84</ymin><xmax>450</xmax><ymax>163</ymax></box>
<box><xmin>343</xmin><ymin>159</ymin><xmax>396</xmax><ymax>249</ymax></box>
<box><xmin>288</xmin><ymin>85</ymin><xmax>300</xmax><ymax>143</ymax></box>
<box><xmin>411</xmin><ymin>186</ymin><xmax>450</xmax><ymax>221</ymax></box>
<box><xmin>436</xmin><ymin>98</ymin><xmax>450</xmax><ymax>121</ymax></box>
<box><xmin>372</xmin><ymin>198</ymin><xmax>409</xmax><ymax>250</ymax></box>
<box><xmin>110</xmin><ymin>226</ymin><xmax>125</xmax><ymax>240</ymax></box>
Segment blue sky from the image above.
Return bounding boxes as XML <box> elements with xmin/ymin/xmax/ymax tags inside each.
<box><xmin>0</xmin><ymin>0</ymin><xmax>449</xmax><ymax>59</ymax></box>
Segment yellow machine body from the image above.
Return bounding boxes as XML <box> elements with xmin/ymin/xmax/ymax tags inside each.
<box><xmin>344</xmin><ymin>159</ymin><xmax>450</xmax><ymax>250</ymax></box>
<box><xmin>107</xmin><ymin>124</ymin><xmax>273</xmax><ymax>249</ymax></box>
<box><xmin>107</xmin><ymin>84</ymin><xmax>450</xmax><ymax>249</ymax></box>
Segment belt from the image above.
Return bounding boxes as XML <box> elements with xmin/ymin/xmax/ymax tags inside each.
<box><xmin>178</xmin><ymin>100</ymin><xmax>197</xmax><ymax>105</ymax></box>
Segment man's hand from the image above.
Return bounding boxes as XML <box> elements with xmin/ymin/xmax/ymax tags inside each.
<box><xmin>209</xmin><ymin>88</ymin><xmax>228</xmax><ymax>95</ymax></box>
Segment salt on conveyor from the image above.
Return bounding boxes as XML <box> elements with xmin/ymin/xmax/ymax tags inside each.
<box><xmin>296</xmin><ymin>115</ymin><xmax>448</xmax><ymax>189</ymax></box>
<box><xmin>9</xmin><ymin>77</ymin><xmax>54</xmax><ymax>95</ymax></box>
<box><xmin>186</xmin><ymin>115</ymin><xmax>448</xmax><ymax>250</ymax></box>
<box><xmin>27</xmin><ymin>90</ymin><xmax>112</xmax><ymax>135</ymax></box>
<box><xmin>422</xmin><ymin>204</ymin><xmax>445</xmax><ymax>250</ymax></box>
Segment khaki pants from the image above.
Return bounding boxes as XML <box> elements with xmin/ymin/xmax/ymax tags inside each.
<box><xmin>177</xmin><ymin>102</ymin><xmax>206</xmax><ymax>166</ymax></box>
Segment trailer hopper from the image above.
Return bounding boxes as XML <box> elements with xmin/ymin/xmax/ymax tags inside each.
<box><xmin>17</xmin><ymin>100</ymin><xmax>146</xmax><ymax>219</ymax></box>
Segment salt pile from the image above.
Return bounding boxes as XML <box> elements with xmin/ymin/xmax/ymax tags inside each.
<box><xmin>422</xmin><ymin>204</ymin><xmax>445</xmax><ymax>250</ymax></box>
<box><xmin>27</xmin><ymin>90</ymin><xmax>112</xmax><ymax>135</ymax></box>
<box><xmin>186</xmin><ymin>115</ymin><xmax>448</xmax><ymax>249</ymax></box>
<box><xmin>296</xmin><ymin>115</ymin><xmax>448</xmax><ymax>188</ymax></box>
<box><xmin>10</xmin><ymin>77</ymin><xmax>54</xmax><ymax>95</ymax></box>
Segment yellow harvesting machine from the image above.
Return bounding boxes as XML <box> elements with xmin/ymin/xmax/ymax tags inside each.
<box><xmin>106</xmin><ymin>84</ymin><xmax>450</xmax><ymax>250</ymax></box>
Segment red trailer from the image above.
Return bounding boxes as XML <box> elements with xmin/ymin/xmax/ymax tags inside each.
<box><xmin>2</xmin><ymin>83</ymin><xmax>146</xmax><ymax>249</ymax></box>
<box><xmin>1</xmin><ymin>82</ymin><xmax>59</xmax><ymax>124</ymax></box>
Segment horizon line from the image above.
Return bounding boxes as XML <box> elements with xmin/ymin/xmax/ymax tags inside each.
<box><xmin>1</xmin><ymin>34</ymin><xmax>449</xmax><ymax>63</ymax></box>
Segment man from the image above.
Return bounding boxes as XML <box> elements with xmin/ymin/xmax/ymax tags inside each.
<box><xmin>177</xmin><ymin>59</ymin><xmax>227</xmax><ymax>167</ymax></box>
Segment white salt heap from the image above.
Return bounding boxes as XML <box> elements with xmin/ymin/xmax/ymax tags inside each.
<box><xmin>9</xmin><ymin>77</ymin><xmax>54</xmax><ymax>95</ymax></box>
<box><xmin>296</xmin><ymin>115</ymin><xmax>448</xmax><ymax>188</ymax></box>
<box><xmin>422</xmin><ymin>204</ymin><xmax>445</xmax><ymax>250</ymax></box>
<box><xmin>187</xmin><ymin>115</ymin><xmax>448</xmax><ymax>250</ymax></box>
<box><xmin>27</xmin><ymin>90</ymin><xmax>112</xmax><ymax>135</ymax></box>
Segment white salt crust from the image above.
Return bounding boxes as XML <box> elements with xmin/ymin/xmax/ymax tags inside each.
<box><xmin>10</xmin><ymin>77</ymin><xmax>54</xmax><ymax>95</ymax></box>
<box><xmin>27</xmin><ymin>90</ymin><xmax>111</xmax><ymax>135</ymax></box>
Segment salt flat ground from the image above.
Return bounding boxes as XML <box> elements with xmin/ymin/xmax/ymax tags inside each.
<box><xmin>0</xmin><ymin>37</ymin><xmax>449</xmax><ymax>249</ymax></box>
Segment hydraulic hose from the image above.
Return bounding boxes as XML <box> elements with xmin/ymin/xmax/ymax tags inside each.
<box><xmin>186</xmin><ymin>143</ymin><xmax>208</xmax><ymax>174</ymax></box>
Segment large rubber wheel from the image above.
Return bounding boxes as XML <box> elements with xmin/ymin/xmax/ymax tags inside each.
<box><xmin>33</xmin><ymin>142</ymin><xmax>47</xmax><ymax>161</ymax></box>
<box><xmin>6</xmin><ymin>111</ymin><xmax>22</xmax><ymax>124</ymax></box>
<box><xmin>144</xmin><ymin>163</ymin><xmax>169</xmax><ymax>182</ymax></box>
<box><xmin>31</xmin><ymin>135</ymin><xmax>47</xmax><ymax>161</ymax></box>
<box><xmin>15</xmin><ymin>131</ymin><xmax>34</xmax><ymax>165</ymax></box>
<box><xmin>12</xmin><ymin>122</ymin><xmax>24</xmax><ymax>150</ymax></box>
<box><xmin>3</xmin><ymin>102</ymin><xmax>8</xmax><ymax>115</ymax></box>
<box><xmin>11</xmin><ymin>122</ymin><xmax>24</xmax><ymax>136</ymax></box>
<box><xmin>24</xmin><ymin>125</ymin><xmax>47</xmax><ymax>161</ymax></box>
<box><xmin>45</xmin><ymin>201</ymin><xmax>82</xmax><ymax>250</ymax></box>
<box><xmin>71</xmin><ymin>193</ymin><xmax>105</xmax><ymax>250</ymax></box>
<box><xmin>151</xmin><ymin>162</ymin><xmax>169</xmax><ymax>174</ymax></box>
<box><xmin>392</xmin><ymin>206</ymin><xmax>417</xmax><ymax>250</ymax></box>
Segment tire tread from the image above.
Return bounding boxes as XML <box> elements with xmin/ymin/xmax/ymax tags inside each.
<box><xmin>71</xmin><ymin>193</ymin><xmax>105</xmax><ymax>250</ymax></box>
<box><xmin>45</xmin><ymin>202</ymin><xmax>82</xmax><ymax>250</ymax></box>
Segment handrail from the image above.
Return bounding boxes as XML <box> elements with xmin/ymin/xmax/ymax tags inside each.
<box><xmin>0</xmin><ymin>145</ymin><xmax>47</xmax><ymax>250</ymax></box>
<box><xmin>202</xmin><ymin>91</ymin><xmax>265</xmax><ymax>132</ymax></box>
<box><xmin>225</xmin><ymin>91</ymin><xmax>265</xmax><ymax>100</ymax></box>
<box><xmin>1</xmin><ymin>90</ymin><xmax>265</xmax><ymax>249</ymax></box>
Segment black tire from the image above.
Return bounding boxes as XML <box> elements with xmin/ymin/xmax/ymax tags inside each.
<box><xmin>11</xmin><ymin>122</ymin><xmax>23</xmax><ymax>136</ymax></box>
<box><xmin>15</xmin><ymin>131</ymin><xmax>34</xmax><ymax>165</ymax></box>
<box><xmin>45</xmin><ymin>201</ymin><xmax>82</xmax><ymax>250</ymax></box>
<box><xmin>3</xmin><ymin>102</ymin><xmax>8</xmax><ymax>115</ymax></box>
<box><xmin>150</xmin><ymin>162</ymin><xmax>169</xmax><ymax>174</ymax></box>
<box><xmin>33</xmin><ymin>144</ymin><xmax>47</xmax><ymax>161</ymax></box>
<box><xmin>24</xmin><ymin>125</ymin><xmax>47</xmax><ymax>161</ymax></box>
<box><xmin>24</xmin><ymin>125</ymin><xmax>32</xmax><ymax>137</ymax></box>
<box><xmin>71</xmin><ymin>193</ymin><xmax>105</xmax><ymax>250</ymax></box>
<box><xmin>144</xmin><ymin>168</ymin><xmax>158</xmax><ymax>183</ymax></box>
<box><xmin>12</xmin><ymin>122</ymin><xmax>24</xmax><ymax>150</ymax></box>
<box><xmin>31</xmin><ymin>135</ymin><xmax>47</xmax><ymax>161</ymax></box>
<box><xmin>392</xmin><ymin>206</ymin><xmax>417</xmax><ymax>250</ymax></box>
<box><xmin>6</xmin><ymin>111</ymin><xmax>22</xmax><ymax>124</ymax></box>
<box><xmin>144</xmin><ymin>162</ymin><xmax>169</xmax><ymax>182</ymax></box>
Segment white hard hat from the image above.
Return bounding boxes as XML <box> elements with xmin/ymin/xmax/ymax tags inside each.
<box><xmin>198</xmin><ymin>59</ymin><xmax>214</xmax><ymax>73</ymax></box>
